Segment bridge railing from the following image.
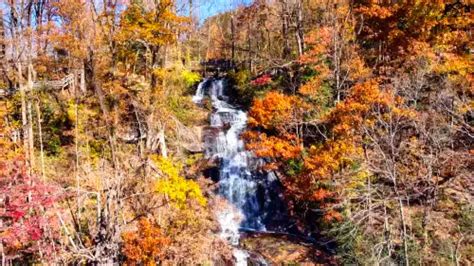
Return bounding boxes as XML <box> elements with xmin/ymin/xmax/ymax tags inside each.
<box><xmin>0</xmin><ymin>74</ymin><xmax>75</xmax><ymax>98</ymax></box>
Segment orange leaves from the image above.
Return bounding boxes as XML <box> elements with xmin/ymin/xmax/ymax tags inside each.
<box><xmin>122</xmin><ymin>218</ymin><xmax>170</xmax><ymax>265</ymax></box>
<box><xmin>49</xmin><ymin>0</ymin><xmax>90</xmax><ymax>61</ymax></box>
<box><xmin>298</xmin><ymin>27</ymin><xmax>332</xmax><ymax>98</ymax></box>
<box><xmin>299</xmin><ymin>67</ymin><xmax>331</xmax><ymax>97</ymax></box>
<box><xmin>305</xmin><ymin>139</ymin><xmax>358</xmax><ymax>177</ymax></box>
<box><xmin>299</xmin><ymin>27</ymin><xmax>332</xmax><ymax>65</ymax></box>
<box><xmin>355</xmin><ymin>3</ymin><xmax>394</xmax><ymax>19</ymax></box>
<box><xmin>244</xmin><ymin>132</ymin><xmax>302</xmax><ymax>161</ymax></box>
<box><xmin>355</xmin><ymin>0</ymin><xmax>472</xmax><ymax>70</ymax></box>
<box><xmin>323</xmin><ymin>209</ymin><xmax>343</xmax><ymax>223</ymax></box>
<box><xmin>299</xmin><ymin>23</ymin><xmax>370</xmax><ymax>101</ymax></box>
<box><xmin>245</xmin><ymin>91</ymin><xmax>307</xmax><ymax>183</ymax></box>
<box><xmin>344</xmin><ymin>52</ymin><xmax>371</xmax><ymax>82</ymax></box>
<box><xmin>312</xmin><ymin>188</ymin><xmax>333</xmax><ymax>201</ymax></box>
<box><xmin>248</xmin><ymin>91</ymin><xmax>308</xmax><ymax>131</ymax></box>
<box><xmin>248</xmin><ymin>91</ymin><xmax>292</xmax><ymax>129</ymax></box>
<box><xmin>301</xmin><ymin>79</ymin><xmax>412</xmax><ymax>199</ymax></box>
<box><xmin>325</xmin><ymin>79</ymin><xmax>388</xmax><ymax>136</ymax></box>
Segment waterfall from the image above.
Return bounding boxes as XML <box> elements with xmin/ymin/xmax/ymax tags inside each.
<box><xmin>192</xmin><ymin>78</ymin><xmax>207</xmax><ymax>103</ymax></box>
<box><xmin>194</xmin><ymin>78</ymin><xmax>268</xmax><ymax>265</ymax></box>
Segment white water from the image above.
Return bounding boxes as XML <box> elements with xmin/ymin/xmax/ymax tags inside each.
<box><xmin>194</xmin><ymin>79</ymin><xmax>267</xmax><ymax>265</ymax></box>
<box><xmin>192</xmin><ymin>79</ymin><xmax>207</xmax><ymax>103</ymax></box>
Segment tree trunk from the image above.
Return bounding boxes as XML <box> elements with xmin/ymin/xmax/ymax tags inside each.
<box><xmin>35</xmin><ymin>101</ymin><xmax>45</xmax><ymax>180</ymax></box>
<box><xmin>85</xmin><ymin>48</ymin><xmax>118</xmax><ymax>171</ymax></box>
<box><xmin>391</xmin><ymin>167</ymin><xmax>410</xmax><ymax>265</ymax></box>
<box><xmin>18</xmin><ymin>63</ymin><xmax>29</xmax><ymax>165</ymax></box>
<box><xmin>0</xmin><ymin>9</ymin><xmax>5</xmax><ymax>60</ymax></box>
<box><xmin>80</xmin><ymin>66</ymin><xmax>86</xmax><ymax>93</ymax></box>
<box><xmin>151</xmin><ymin>45</ymin><xmax>161</xmax><ymax>88</ymax></box>
<box><xmin>332</xmin><ymin>4</ymin><xmax>341</xmax><ymax>102</ymax></box>
<box><xmin>158</xmin><ymin>126</ymin><xmax>167</xmax><ymax>158</ymax></box>
<box><xmin>27</xmin><ymin>64</ymin><xmax>35</xmax><ymax>170</ymax></box>
<box><xmin>247</xmin><ymin>21</ymin><xmax>252</xmax><ymax>72</ymax></box>
<box><xmin>280</xmin><ymin>0</ymin><xmax>291</xmax><ymax>59</ymax></box>
<box><xmin>231</xmin><ymin>13</ymin><xmax>236</xmax><ymax>61</ymax></box>
<box><xmin>295</xmin><ymin>0</ymin><xmax>305</xmax><ymax>56</ymax></box>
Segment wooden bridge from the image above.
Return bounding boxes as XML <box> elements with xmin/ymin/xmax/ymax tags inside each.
<box><xmin>199</xmin><ymin>59</ymin><xmax>236</xmax><ymax>75</ymax></box>
<box><xmin>0</xmin><ymin>74</ymin><xmax>75</xmax><ymax>98</ymax></box>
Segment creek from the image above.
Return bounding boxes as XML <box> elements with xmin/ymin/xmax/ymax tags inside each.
<box><xmin>193</xmin><ymin>78</ymin><xmax>290</xmax><ymax>265</ymax></box>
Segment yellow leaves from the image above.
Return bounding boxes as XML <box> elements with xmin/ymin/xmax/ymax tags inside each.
<box><xmin>117</xmin><ymin>0</ymin><xmax>189</xmax><ymax>49</ymax></box>
<box><xmin>180</xmin><ymin>70</ymin><xmax>201</xmax><ymax>87</ymax></box>
<box><xmin>153</xmin><ymin>156</ymin><xmax>206</xmax><ymax>208</ymax></box>
<box><xmin>457</xmin><ymin>100</ymin><xmax>473</xmax><ymax>115</ymax></box>
<box><xmin>0</xmin><ymin>107</ymin><xmax>10</xmax><ymax>160</ymax></box>
<box><xmin>304</xmin><ymin>138</ymin><xmax>357</xmax><ymax>180</ymax></box>
<box><xmin>345</xmin><ymin>53</ymin><xmax>371</xmax><ymax>81</ymax></box>
<box><xmin>153</xmin><ymin>155</ymin><xmax>181</xmax><ymax>179</ymax></box>
<box><xmin>153</xmin><ymin>67</ymin><xmax>167</xmax><ymax>83</ymax></box>
<box><xmin>435</xmin><ymin>53</ymin><xmax>471</xmax><ymax>77</ymax></box>
<box><xmin>349</xmin><ymin>170</ymin><xmax>370</xmax><ymax>190</ymax></box>
<box><xmin>392</xmin><ymin>106</ymin><xmax>417</xmax><ymax>119</ymax></box>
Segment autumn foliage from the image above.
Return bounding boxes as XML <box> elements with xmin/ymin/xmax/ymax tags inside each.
<box><xmin>0</xmin><ymin>0</ymin><xmax>472</xmax><ymax>264</ymax></box>
<box><xmin>250</xmin><ymin>74</ymin><xmax>272</xmax><ymax>87</ymax></box>
<box><xmin>244</xmin><ymin>91</ymin><xmax>308</xmax><ymax>172</ymax></box>
<box><xmin>0</xmin><ymin>160</ymin><xmax>62</xmax><ymax>262</ymax></box>
<box><xmin>122</xmin><ymin>218</ymin><xmax>170</xmax><ymax>265</ymax></box>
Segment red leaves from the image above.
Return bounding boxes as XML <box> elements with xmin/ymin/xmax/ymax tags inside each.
<box><xmin>24</xmin><ymin>223</ymin><xmax>43</xmax><ymax>241</ymax></box>
<box><xmin>0</xmin><ymin>159</ymin><xmax>62</xmax><ymax>261</ymax></box>
<box><xmin>8</xmin><ymin>209</ymin><xmax>25</xmax><ymax>221</ymax></box>
<box><xmin>250</xmin><ymin>74</ymin><xmax>272</xmax><ymax>87</ymax></box>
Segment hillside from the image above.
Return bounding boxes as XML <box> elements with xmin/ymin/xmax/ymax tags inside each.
<box><xmin>0</xmin><ymin>0</ymin><xmax>472</xmax><ymax>265</ymax></box>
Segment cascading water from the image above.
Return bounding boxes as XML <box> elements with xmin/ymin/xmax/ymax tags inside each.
<box><xmin>194</xmin><ymin>78</ymin><xmax>269</xmax><ymax>265</ymax></box>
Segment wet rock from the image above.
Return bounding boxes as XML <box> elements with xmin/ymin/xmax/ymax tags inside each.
<box><xmin>184</xmin><ymin>143</ymin><xmax>204</xmax><ymax>153</ymax></box>
<box><xmin>241</xmin><ymin>233</ymin><xmax>337</xmax><ymax>265</ymax></box>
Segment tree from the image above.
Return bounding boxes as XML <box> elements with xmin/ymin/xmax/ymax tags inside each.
<box><xmin>116</xmin><ymin>0</ymin><xmax>189</xmax><ymax>86</ymax></box>
<box><xmin>122</xmin><ymin>218</ymin><xmax>170</xmax><ymax>265</ymax></box>
<box><xmin>245</xmin><ymin>91</ymin><xmax>307</xmax><ymax>167</ymax></box>
<box><xmin>0</xmin><ymin>160</ymin><xmax>62</xmax><ymax>264</ymax></box>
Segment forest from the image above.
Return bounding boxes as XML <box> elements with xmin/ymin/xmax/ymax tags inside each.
<box><xmin>0</xmin><ymin>0</ymin><xmax>472</xmax><ymax>265</ymax></box>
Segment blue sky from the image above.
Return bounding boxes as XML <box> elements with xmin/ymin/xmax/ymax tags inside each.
<box><xmin>194</xmin><ymin>0</ymin><xmax>253</xmax><ymax>22</ymax></box>
<box><xmin>0</xmin><ymin>0</ymin><xmax>253</xmax><ymax>26</ymax></box>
